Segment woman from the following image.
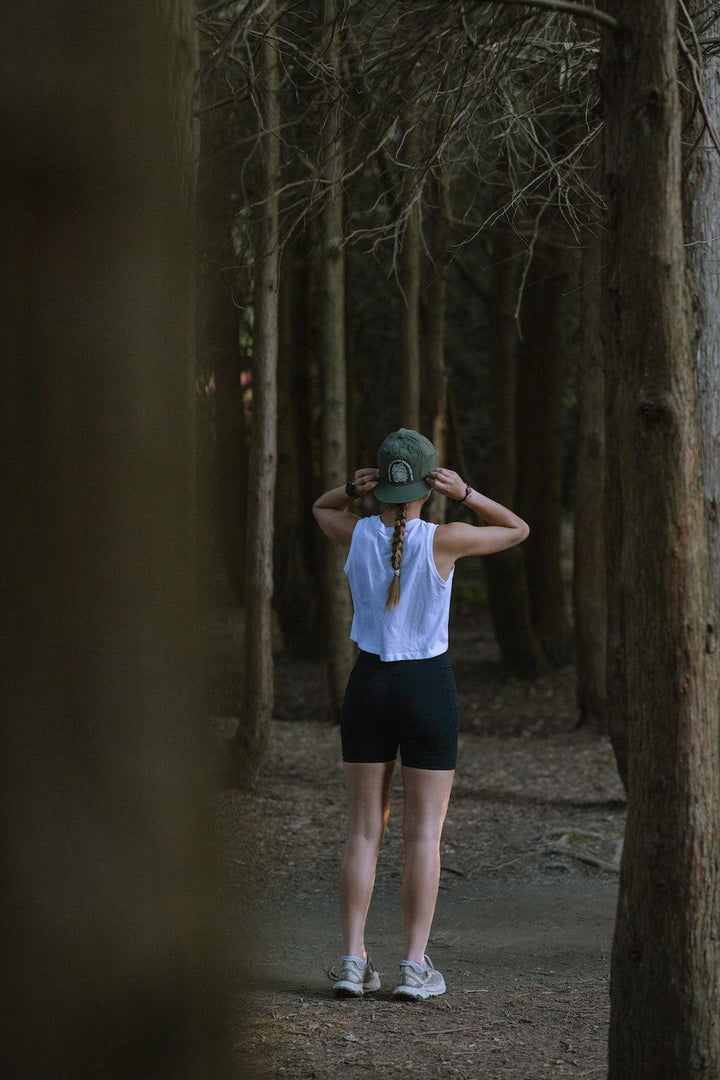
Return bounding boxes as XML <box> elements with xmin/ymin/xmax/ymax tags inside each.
<box><xmin>312</xmin><ymin>429</ymin><xmax>529</xmax><ymax>1001</ymax></box>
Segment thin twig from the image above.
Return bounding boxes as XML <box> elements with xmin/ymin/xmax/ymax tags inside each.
<box><xmin>549</xmin><ymin>846</ymin><xmax>620</xmax><ymax>873</ymax></box>
<box><xmin>407</xmin><ymin>1027</ymin><xmax>479</xmax><ymax>1039</ymax></box>
<box><xmin>513</xmin><ymin>196</ymin><xmax>551</xmax><ymax>328</ymax></box>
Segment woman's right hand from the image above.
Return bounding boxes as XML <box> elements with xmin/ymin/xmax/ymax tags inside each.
<box><xmin>353</xmin><ymin>468</ymin><xmax>379</xmax><ymax>496</ymax></box>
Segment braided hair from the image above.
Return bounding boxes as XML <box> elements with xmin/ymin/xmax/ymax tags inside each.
<box><xmin>385</xmin><ymin>502</ymin><xmax>408</xmax><ymax>610</ymax></box>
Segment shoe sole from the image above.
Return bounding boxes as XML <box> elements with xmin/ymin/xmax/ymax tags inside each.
<box><xmin>333</xmin><ymin>982</ymin><xmax>380</xmax><ymax>998</ymax></box>
<box><xmin>392</xmin><ymin>984</ymin><xmax>446</xmax><ymax>1001</ymax></box>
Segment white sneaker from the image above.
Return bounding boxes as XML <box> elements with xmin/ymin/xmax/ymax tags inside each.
<box><xmin>333</xmin><ymin>955</ymin><xmax>381</xmax><ymax>998</ymax></box>
<box><xmin>392</xmin><ymin>955</ymin><xmax>446</xmax><ymax>1001</ymax></box>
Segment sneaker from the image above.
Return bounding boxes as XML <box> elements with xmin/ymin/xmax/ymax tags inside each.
<box><xmin>392</xmin><ymin>955</ymin><xmax>446</xmax><ymax>1001</ymax></box>
<box><xmin>333</xmin><ymin>955</ymin><xmax>381</xmax><ymax>998</ymax></box>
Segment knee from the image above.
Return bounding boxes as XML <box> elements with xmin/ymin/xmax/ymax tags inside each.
<box><xmin>347</xmin><ymin>819</ymin><xmax>386</xmax><ymax>852</ymax></box>
<box><xmin>403</xmin><ymin>822</ymin><xmax>442</xmax><ymax>849</ymax></box>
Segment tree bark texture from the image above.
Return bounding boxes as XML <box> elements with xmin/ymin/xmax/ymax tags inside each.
<box><xmin>485</xmin><ymin>227</ymin><xmax>547</xmax><ymax>678</ymax></box>
<box><xmin>573</xmin><ymin>227</ymin><xmax>607</xmax><ymax>728</ymax></box>
<box><xmin>197</xmin><ymin>102</ymin><xmax>248</xmax><ymax>604</ymax></box>
<box><xmin>602</xmin><ymin>3</ymin><xmax>720</xmax><ymax>1075</ymax></box>
<box><xmin>320</xmin><ymin>0</ymin><xmax>354</xmax><ymax>717</ymax></box>
<box><xmin>0</xmin><ymin>2</ymin><xmax>236</xmax><ymax>1076</ymax></box>
<box><xmin>274</xmin><ymin>247</ymin><xmax>320</xmax><ymax>656</ymax></box>
<box><xmin>400</xmin><ymin>120</ymin><xmax>422</xmax><ymax>431</ymax></box>
<box><xmin>425</xmin><ymin>170</ymin><xmax>450</xmax><ymax>524</ymax></box>
<box><xmin>233</xmin><ymin>6</ymin><xmax>280</xmax><ymax>778</ymax></box>
<box><xmin>516</xmin><ymin>236</ymin><xmax>573</xmax><ymax>665</ymax></box>
<box><xmin>683</xmin><ymin>4</ymin><xmax>720</xmax><ymax>627</ymax></box>
<box><xmin>603</xmin><ymin>223</ymin><xmax>629</xmax><ymax>787</ymax></box>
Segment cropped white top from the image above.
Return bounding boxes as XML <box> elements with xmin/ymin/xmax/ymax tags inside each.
<box><xmin>343</xmin><ymin>515</ymin><xmax>454</xmax><ymax>661</ymax></box>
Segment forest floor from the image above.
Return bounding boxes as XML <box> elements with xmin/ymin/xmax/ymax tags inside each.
<box><xmin>213</xmin><ymin>569</ymin><xmax>625</xmax><ymax>1080</ymax></box>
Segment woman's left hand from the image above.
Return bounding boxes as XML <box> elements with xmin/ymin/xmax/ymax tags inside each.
<box><xmin>353</xmin><ymin>468</ymin><xmax>379</xmax><ymax>495</ymax></box>
<box><xmin>427</xmin><ymin>467</ymin><xmax>466</xmax><ymax>501</ymax></box>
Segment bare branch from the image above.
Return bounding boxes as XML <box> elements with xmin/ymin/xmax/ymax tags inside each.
<box><xmin>677</xmin><ymin>18</ymin><xmax>720</xmax><ymax>159</ymax></box>
<box><xmin>513</xmin><ymin>196</ymin><xmax>551</xmax><ymax>327</ymax></box>
<box><xmin>480</xmin><ymin>0</ymin><xmax>619</xmax><ymax>31</ymax></box>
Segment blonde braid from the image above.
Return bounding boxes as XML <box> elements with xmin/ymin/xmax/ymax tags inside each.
<box><xmin>385</xmin><ymin>503</ymin><xmax>408</xmax><ymax>610</ymax></box>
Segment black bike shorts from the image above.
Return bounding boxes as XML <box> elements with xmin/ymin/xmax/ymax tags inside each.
<box><xmin>341</xmin><ymin>649</ymin><xmax>460</xmax><ymax>770</ymax></box>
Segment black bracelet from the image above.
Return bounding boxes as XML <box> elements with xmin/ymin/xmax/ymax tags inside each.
<box><xmin>345</xmin><ymin>480</ymin><xmax>357</xmax><ymax>498</ymax></box>
<box><xmin>458</xmin><ymin>483</ymin><xmax>472</xmax><ymax>504</ymax></box>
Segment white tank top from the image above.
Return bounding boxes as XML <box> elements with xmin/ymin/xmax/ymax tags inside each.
<box><xmin>343</xmin><ymin>515</ymin><xmax>454</xmax><ymax>661</ymax></box>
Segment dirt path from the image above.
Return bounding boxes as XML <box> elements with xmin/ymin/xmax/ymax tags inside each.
<box><xmin>217</xmin><ymin>698</ymin><xmax>625</xmax><ymax>1079</ymax></box>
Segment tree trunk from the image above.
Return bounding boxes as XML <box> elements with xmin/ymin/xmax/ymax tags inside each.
<box><xmin>425</xmin><ymin>169</ymin><xmax>450</xmax><ymax>524</ymax></box>
<box><xmin>232</xmin><ymin>5</ymin><xmax>280</xmax><ymax>779</ymax></box>
<box><xmin>274</xmin><ymin>245</ymin><xmax>319</xmax><ymax>657</ymax></box>
<box><xmin>573</xmin><ymin>224</ymin><xmax>607</xmax><ymax>729</ymax></box>
<box><xmin>601</xmin><ymin>3</ymin><xmax>720</xmax><ymax>1075</ymax></box>
<box><xmin>400</xmin><ymin>120</ymin><xmax>422</xmax><ymax>431</ymax></box>
<box><xmin>603</xmin><ymin>223</ymin><xmax>629</xmax><ymax>787</ymax></box>
<box><xmin>1</xmin><ymin>1</ymin><xmax>237</xmax><ymax>1076</ymax></box>
<box><xmin>516</xmin><ymin>235</ymin><xmax>573</xmax><ymax>665</ymax></box>
<box><xmin>319</xmin><ymin>0</ymin><xmax>354</xmax><ymax>718</ymax></box>
<box><xmin>683</xmin><ymin>3</ymin><xmax>720</xmax><ymax>652</ymax></box>
<box><xmin>196</xmin><ymin>38</ymin><xmax>247</xmax><ymax>605</ymax></box>
<box><xmin>484</xmin><ymin>226</ymin><xmax>548</xmax><ymax>678</ymax></box>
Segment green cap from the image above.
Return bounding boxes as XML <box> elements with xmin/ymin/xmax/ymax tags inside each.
<box><xmin>374</xmin><ymin>429</ymin><xmax>439</xmax><ymax>504</ymax></box>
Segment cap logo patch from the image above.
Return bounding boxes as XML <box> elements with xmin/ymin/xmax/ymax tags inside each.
<box><xmin>388</xmin><ymin>459</ymin><xmax>414</xmax><ymax>484</ymax></box>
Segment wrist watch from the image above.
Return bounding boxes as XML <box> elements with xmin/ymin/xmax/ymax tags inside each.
<box><xmin>345</xmin><ymin>481</ymin><xmax>357</xmax><ymax>498</ymax></box>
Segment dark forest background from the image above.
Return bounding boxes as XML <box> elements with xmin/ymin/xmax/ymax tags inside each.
<box><xmin>3</xmin><ymin>3</ymin><xmax>720</xmax><ymax>1078</ymax></box>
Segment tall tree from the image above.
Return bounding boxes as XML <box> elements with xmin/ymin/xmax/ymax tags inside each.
<box><xmin>400</xmin><ymin>119</ymin><xmax>423</xmax><ymax>431</ymax></box>
<box><xmin>484</xmin><ymin>225</ymin><xmax>548</xmax><ymax>678</ymax></box>
<box><xmin>601</xmin><ymin>2</ymin><xmax>720</xmax><ymax>1075</ymax></box>
<box><xmin>1</xmin><ymin>1</ymin><xmax>236</xmax><ymax>1076</ymax></box>
<box><xmin>682</xmin><ymin>3</ymin><xmax>720</xmax><ymax>627</ymax></box>
<box><xmin>515</xmin><ymin>233</ymin><xmax>574</xmax><ymax>665</ymax></box>
<box><xmin>232</xmin><ymin>4</ymin><xmax>280</xmax><ymax>778</ymax></box>
<box><xmin>574</xmin><ymin>219</ymin><xmax>607</xmax><ymax>728</ymax></box>
<box><xmin>196</xmin><ymin>97</ymin><xmax>248</xmax><ymax>605</ymax></box>
<box><xmin>274</xmin><ymin>244</ymin><xmax>319</xmax><ymax>656</ymax></box>
<box><xmin>425</xmin><ymin>168</ymin><xmax>450</xmax><ymax>524</ymax></box>
<box><xmin>319</xmin><ymin>0</ymin><xmax>354</xmax><ymax>716</ymax></box>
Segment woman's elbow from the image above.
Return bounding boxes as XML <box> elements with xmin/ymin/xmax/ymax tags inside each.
<box><xmin>517</xmin><ymin>519</ymin><xmax>530</xmax><ymax>543</ymax></box>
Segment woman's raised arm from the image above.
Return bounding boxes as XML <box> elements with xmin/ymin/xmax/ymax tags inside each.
<box><xmin>312</xmin><ymin>468</ymin><xmax>378</xmax><ymax>548</ymax></box>
<box><xmin>429</xmin><ymin>467</ymin><xmax>529</xmax><ymax>577</ymax></box>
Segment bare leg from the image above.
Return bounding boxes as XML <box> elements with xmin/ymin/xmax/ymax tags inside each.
<box><xmin>400</xmin><ymin>766</ymin><xmax>455</xmax><ymax>966</ymax></box>
<box><xmin>339</xmin><ymin>761</ymin><xmax>395</xmax><ymax>959</ymax></box>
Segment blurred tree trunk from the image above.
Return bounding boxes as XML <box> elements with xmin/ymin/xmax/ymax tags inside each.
<box><xmin>426</xmin><ymin>169</ymin><xmax>450</xmax><ymax>524</ymax></box>
<box><xmin>573</xmin><ymin>222</ymin><xmax>607</xmax><ymax>728</ymax></box>
<box><xmin>683</xmin><ymin>2</ymin><xmax>720</xmax><ymax>653</ymax></box>
<box><xmin>400</xmin><ymin>120</ymin><xmax>422</xmax><ymax>431</ymax></box>
<box><xmin>602</xmin><ymin>2</ymin><xmax>720</xmax><ymax>1075</ymax></box>
<box><xmin>274</xmin><ymin>244</ymin><xmax>319</xmax><ymax>656</ymax></box>
<box><xmin>319</xmin><ymin>0</ymin><xmax>353</xmax><ymax>717</ymax></box>
<box><xmin>484</xmin><ymin>226</ymin><xmax>547</xmax><ymax>678</ymax></box>
<box><xmin>232</xmin><ymin>3</ymin><xmax>279</xmax><ymax>779</ymax></box>
<box><xmin>1</xmin><ymin>1</ymin><xmax>237</xmax><ymax>1077</ymax></box>
<box><xmin>516</xmin><ymin>235</ymin><xmax>573</xmax><ymax>665</ymax></box>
